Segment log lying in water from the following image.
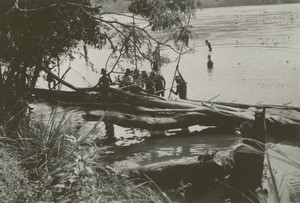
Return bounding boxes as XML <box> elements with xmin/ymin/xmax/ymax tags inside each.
<box><xmin>126</xmin><ymin>155</ymin><xmax>224</xmax><ymax>193</ymax></box>
<box><xmin>119</xmin><ymin>109</ymin><xmax>267</xmax><ymax>202</ymax></box>
<box><xmin>85</xmin><ymin>106</ymin><xmax>300</xmax><ymax>133</ymax></box>
<box><xmin>34</xmin><ymin>88</ymin><xmax>300</xmax><ymax>132</ymax></box>
<box><xmin>84</xmin><ymin>109</ymin><xmax>246</xmax><ymax>131</ymax></box>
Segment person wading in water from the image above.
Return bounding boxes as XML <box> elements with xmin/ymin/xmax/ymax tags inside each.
<box><xmin>205</xmin><ymin>40</ymin><xmax>212</xmax><ymax>55</ymax></box>
<box><xmin>207</xmin><ymin>55</ymin><xmax>214</xmax><ymax>69</ymax></box>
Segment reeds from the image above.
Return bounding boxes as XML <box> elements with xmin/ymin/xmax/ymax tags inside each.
<box><xmin>0</xmin><ymin>106</ymin><xmax>169</xmax><ymax>203</ymax></box>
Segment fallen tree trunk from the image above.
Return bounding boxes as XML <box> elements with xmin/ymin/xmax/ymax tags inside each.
<box><xmin>34</xmin><ymin>88</ymin><xmax>300</xmax><ymax>132</ymax></box>
<box><xmin>189</xmin><ymin>99</ymin><xmax>300</xmax><ymax>111</ymax></box>
<box><xmin>84</xmin><ymin>108</ymin><xmax>249</xmax><ymax>131</ymax></box>
<box><xmin>85</xmin><ymin>107</ymin><xmax>300</xmax><ymax>132</ymax></box>
<box><xmin>125</xmin><ymin>155</ymin><xmax>224</xmax><ymax>194</ymax></box>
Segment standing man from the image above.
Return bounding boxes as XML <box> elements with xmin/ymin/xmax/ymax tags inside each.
<box><xmin>205</xmin><ymin>40</ymin><xmax>212</xmax><ymax>56</ymax></box>
<box><xmin>120</xmin><ymin>68</ymin><xmax>133</xmax><ymax>90</ymax></box>
<box><xmin>207</xmin><ymin>55</ymin><xmax>214</xmax><ymax>69</ymax></box>
<box><xmin>96</xmin><ymin>68</ymin><xmax>112</xmax><ymax>89</ymax></box>
<box><xmin>152</xmin><ymin>45</ymin><xmax>161</xmax><ymax>72</ymax></box>
<box><xmin>154</xmin><ymin>72</ymin><xmax>166</xmax><ymax>97</ymax></box>
<box><xmin>171</xmin><ymin>74</ymin><xmax>187</xmax><ymax>100</ymax></box>
<box><xmin>96</xmin><ymin>68</ymin><xmax>112</xmax><ymax>97</ymax></box>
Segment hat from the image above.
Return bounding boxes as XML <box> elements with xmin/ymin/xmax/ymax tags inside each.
<box><xmin>125</xmin><ymin>68</ymin><xmax>131</xmax><ymax>74</ymax></box>
<box><xmin>101</xmin><ymin>68</ymin><xmax>106</xmax><ymax>74</ymax></box>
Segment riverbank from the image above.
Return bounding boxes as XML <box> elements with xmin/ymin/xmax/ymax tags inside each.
<box><xmin>0</xmin><ymin>111</ymin><xmax>169</xmax><ymax>202</ymax></box>
<box><xmin>93</xmin><ymin>0</ymin><xmax>300</xmax><ymax>13</ymax></box>
<box><xmin>3</xmin><ymin>101</ymin><xmax>299</xmax><ymax>202</ymax></box>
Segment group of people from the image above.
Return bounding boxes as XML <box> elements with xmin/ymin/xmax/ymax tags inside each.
<box><xmin>96</xmin><ymin>68</ymin><xmax>167</xmax><ymax>97</ymax></box>
<box><xmin>94</xmin><ymin>40</ymin><xmax>214</xmax><ymax>100</ymax></box>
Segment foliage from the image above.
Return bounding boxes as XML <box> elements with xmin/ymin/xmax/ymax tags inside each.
<box><xmin>129</xmin><ymin>0</ymin><xmax>202</xmax><ymax>47</ymax></box>
<box><xmin>8</xmin><ymin>109</ymin><xmax>78</xmax><ymax>180</ymax></box>
<box><xmin>0</xmin><ymin>0</ymin><xmax>104</xmax><ymax>110</ymax></box>
<box><xmin>0</xmin><ymin>108</ymin><xmax>170</xmax><ymax>202</ymax></box>
<box><xmin>39</xmin><ymin>146</ymin><xmax>169</xmax><ymax>202</ymax></box>
<box><xmin>0</xmin><ymin>147</ymin><xmax>33</xmax><ymax>203</ymax></box>
<box><xmin>0</xmin><ymin>0</ymin><xmax>202</xmax><ymax>113</ymax></box>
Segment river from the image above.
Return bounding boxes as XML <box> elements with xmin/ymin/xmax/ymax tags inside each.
<box><xmin>33</xmin><ymin>3</ymin><xmax>300</xmax><ymax>202</ymax></box>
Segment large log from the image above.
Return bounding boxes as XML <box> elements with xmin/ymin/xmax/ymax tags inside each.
<box><xmin>85</xmin><ymin>107</ymin><xmax>300</xmax><ymax>133</ymax></box>
<box><xmin>84</xmin><ymin>109</ymin><xmax>247</xmax><ymax>131</ymax></box>
<box><xmin>189</xmin><ymin>99</ymin><xmax>300</xmax><ymax>111</ymax></box>
<box><xmin>34</xmin><ymin>88</ymin><xmax>300</xmax><ymax>132</ymax></box>
<box><xmin>125</xmin><ymin>155</ymin><xmax>223</xmax><ymax>195</ymax></box>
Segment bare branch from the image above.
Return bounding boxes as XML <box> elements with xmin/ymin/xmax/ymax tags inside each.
<box><xmin>15</xmin><ymin>2</ymin><xmax>102</xmax><ymax>12</ymax></box>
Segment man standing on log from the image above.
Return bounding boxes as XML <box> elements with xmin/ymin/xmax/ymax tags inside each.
<box><xmin>172</xmin><ymin>74</ymin><xmax>187</xmax><ymax>100</ymax></box>
<box><xmin>96</xmin><ymin>68</ymin><xmax>112</xmax><ymax>97</ymax></box>
<box><xmin>120</xmin><ymin>68</ymin><xmax>133</xmax><ymax>88</ymax></box>
<box><xmin>155</xmin><ymin>73</ymin><xmax>166</xmax><ymax>97</ymax></box>
<box><xmin>96</xmin><ymin>69</ymin><xmax>112</xmax><ymax>89</ymax></box>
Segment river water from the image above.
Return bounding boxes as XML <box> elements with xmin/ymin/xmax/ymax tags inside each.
<box><xmin>33</xmin><ymin>3</ymin><xmax>300</xmax><ymax>202</ymax></box>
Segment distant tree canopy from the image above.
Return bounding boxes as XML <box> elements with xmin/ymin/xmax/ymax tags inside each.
<box><xmin>93</xmin><ymin>0</ymin><xmax>300</xmax><ymax>12</ymax></box>
<box><xmin>201</xmin><ymin>0</ymin><xmax>300</xmax><ymax>7</ymax></box>
<box><xmin>0</xmin><ymin>0</ymin><xmax>201</xmax><ymax>113</ymax></box>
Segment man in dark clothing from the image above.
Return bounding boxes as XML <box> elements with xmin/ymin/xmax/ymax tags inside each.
<box><xmin>97</xmin><ymin>68</ymin><xmax>112</xmax><ymax>89</ymax></box>
<box><xmin>155</xmin><ymin>73</ymin><xmax>166</xmax><ymax>97</ymax></box>
<box><xmin>96</xmin><ymin>69</ymin><xmax>112</xmax><ymax>98</ymax></box>
<box><xmin>172</xmin><ymin>75</ymin><xmax>187</xmax><ymax>100</ymax></box>
<box><xmin>205</xmin><ymin>40</ymin><xmax>212</xmax><ymax>53</ymax></box>
<box><xmin>207</xmin><ymin>55</ymin><xmax>214</xmax><ymax>69</ymax></box>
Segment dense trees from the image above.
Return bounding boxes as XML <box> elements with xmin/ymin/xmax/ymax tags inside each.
<box><xmin>0</xmin><ymin>0</ymin><xmax>103</xmax><ymax>111</ymax></box>
<box><xmin>0</xmin><ymin>0</ymin><xmax>202</xmax><ymax>118</ymax></box>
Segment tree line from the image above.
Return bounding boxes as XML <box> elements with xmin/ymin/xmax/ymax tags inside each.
<box><xmin>201</xmin><ymin>0</ymin><xmax>300</xmax><ymax>7</ymax></box>
<box><xmin>92</xmin><ymin>0</ymin><xmax>300</xmax><ymax>13</ymax></box>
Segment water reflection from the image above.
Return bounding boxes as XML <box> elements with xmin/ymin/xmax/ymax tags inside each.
<box><xmin>207</xmin><ymin>67</ymin><xmax>214</xmax><ymax>74</ymax></box>
<box><xmin>107</xmin><ymin>131</ymin><xmax>238</xmax><ymax>169</ymax></box>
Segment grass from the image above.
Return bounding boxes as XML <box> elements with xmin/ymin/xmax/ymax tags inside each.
<box><xmin>0</xmin><ymin>147</ymin><xmax>33</xmax><ymax>203</ymax></box>
<box><xmin>0</xmin><ymin>106</ymin><xmax>170</xmax><ymax>203</ymax></box>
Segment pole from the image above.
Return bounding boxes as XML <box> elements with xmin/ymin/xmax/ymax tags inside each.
<box><xmin>132</xmin><ymin>0</ymin><xmax>138</xmax><ymax>71</ymax></box>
